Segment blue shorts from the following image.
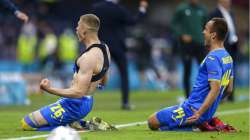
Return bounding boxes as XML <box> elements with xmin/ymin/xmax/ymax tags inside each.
<box><xmin>156</xmin><ymin>104</ymin><xmax>194</xmax><ymax>130</ymax></box>
<box><xmin>40</xmin><ymin>96</ymin><xmax>93</xmax><ymax>126</ymax></box>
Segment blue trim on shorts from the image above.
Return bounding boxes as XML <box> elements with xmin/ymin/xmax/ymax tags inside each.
<box><xmin>24</xmin><ymin>115</ymin><xmax>36</xmax><ymax>128</ymax></box>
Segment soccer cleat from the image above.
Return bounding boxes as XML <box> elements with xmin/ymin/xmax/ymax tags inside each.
<box><xmin>197</xmin><ymin>121</ymin><xmax>217</xmax><ymax>131</ymax></box>
<box><xmin>210</xmin><ymin>117</ymin><xmax>237</xmax><ymax>132</ymax></box>
<box><xmin>88</xmin><ymin>117</ymin><xmax>117</xmax><ymax>131</ymax></box>
<box><xmin>69</xmin><ymin>120</ymin><xmax>88</xmax><ymax>130</ymax></box>
<box><xmin>197</xmin><ymin>117</ymin><xmax>237</xmax><ymax>132</ymax></box>
<box><xmin>69</xmin><ymin>121</ymin><xmax>84</xmax><ymax>130</ymax></box>
<box><xmin>210</xmin><ymin>117</ymin><xmax>225</xmax><ymax>126</ymax></box>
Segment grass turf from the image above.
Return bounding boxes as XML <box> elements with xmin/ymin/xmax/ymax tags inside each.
<box><xmin>0</xmin><ymin>89</ymin><xmax>249</xmax><ymax>140</ymax></box>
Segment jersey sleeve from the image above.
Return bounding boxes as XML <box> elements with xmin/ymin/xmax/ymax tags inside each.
<box><xmin>206</xmin><ymin>56</ymin><xmax>222</xmax><ymax>82</ymax></box>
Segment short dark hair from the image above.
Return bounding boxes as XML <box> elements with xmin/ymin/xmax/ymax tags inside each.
<box><xmin>210</xmin><ymin>18</ymin><xmax>228</xmax><ymax>41</ymax></box>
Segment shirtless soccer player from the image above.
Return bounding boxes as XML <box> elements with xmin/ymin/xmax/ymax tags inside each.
<box><xmin>20</xmin><ymin>14</ymin><xmax>115</xmax><ymax>131</ymax></box>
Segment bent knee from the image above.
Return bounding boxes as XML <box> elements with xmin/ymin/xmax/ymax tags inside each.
<box><xmin>147</xmin><ymin>114</ymin><xmax>160</xmax><ymax>131</ymax></box>
<box><xmin>20</xmin><ymin>117</ymin><xmax>36</xmax><ymax>131</ymax></box>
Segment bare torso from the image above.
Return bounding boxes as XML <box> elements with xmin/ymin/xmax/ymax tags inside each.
<box><xmin>71</xmin><ymin>45</ymin><xmax>110</xmax><ymax>96</ymax></box>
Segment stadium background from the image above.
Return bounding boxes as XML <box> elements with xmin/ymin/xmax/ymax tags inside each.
<box><xmin>0</xmin><ymin>0</ymin><xmax>249</xmax><ymax>139</ymax></box>
<box><xmin>0</xmin><ymin>0</ymin><xmax>248</xmax><ymax>105</ymax></box>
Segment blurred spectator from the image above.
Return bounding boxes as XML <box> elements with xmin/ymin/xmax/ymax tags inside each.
<box><xmin>134</xmin><ymin>37</ymin><xmax>151</xmax><ymax>77</ymax></box>
<box><xmin>58</xmin><ymin>28</ymin><xmax>78</xmax><ymax>64</ymax></box>
<box><xmin>58</xmin><ymin>28</ymin><xmax>78</xmax><ymax>87</ymax></box>
<box><xmin>92</xmin><ymin>0</ymin><xmax>148</xmax><ymax>110</ymax></box>
<box><xmin>1</xmin><ymin>22</ymin><xmax>18</xmax><ymax>60</ymax></box>
<box><xmin>0</xmin><ymin>27</ymin><xmax>3</xmax><ymax>41</ymax></box>
<box><xmin>0</xmin><ymin>0</ymin><xmax>29</xmax><ymax>22</ymax></box>
<box><xmin>171</xmin><ymin>0</ymin><xmax>207</xmax><ymax>98</ymax></box>
<box><xmin>0</xmin><ymin>0</ymin><xmax>248</xmax><ymax>98</ymax></box>
<box><xmin>209</xmin><ymin>0</ymin><xmax>238</xmax><ymax>102</ymax></box>
<box><xmin>237</xmin><ymin>31</ymin><xmax>249</xmax><ymax>87</ymax></box>
<box><xmin>38</xmin><ymin>25</ymin><xmax>58</xmax><ymax>73</ymax></box>
<box><xmin>127</xmin><ymin>27</ymin><xmax>152</xmax><ymax>89</ymax></box>
<box><xmin>151</xmin><ymin>38</ymin><xmax>170</xmax><ymax>90</ymax></box>
<box><xmin>238</xmin><ymin>31</ymin><xmax>249</xmax><ymax>62</ymax></box>
<box><xmin>17</xmin><ymin>21</ymin><xmax>38</xmax><ymax>72</ymax></box>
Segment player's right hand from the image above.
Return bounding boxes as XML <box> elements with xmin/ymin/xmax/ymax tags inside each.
<box><xmin>40</xmin><ymin>78</ymin><xmax>51</xmax><ymax>91</ymax></box>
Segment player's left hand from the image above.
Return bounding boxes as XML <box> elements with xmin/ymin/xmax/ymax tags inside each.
<box><xmin>186</xmin><ymin>108</ymin><xmax>201</xmax><ymax>123</ymax></box>
<box><xmin>40</xmin><ymin>78</ymin><xmax>51</xmax><ymax>91</ymax></box>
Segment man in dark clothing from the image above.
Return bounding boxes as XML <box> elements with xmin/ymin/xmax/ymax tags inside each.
<box><xmin>0</xmin><ymin>0</ymin><xmax>29</xmax><ymax>22</ymax></box>
<box><xmin>209</xmin><ymin>0</ymin><xmax>238</xmax><ymax>102</ymax></box>
<box><xmin>92</xmin><ymin>0</ymin><xmax>148</xmax><ymax>110</ymax></box>
<box><xmin>171</xmin><ymin>0</ymin><xmax>207</xmax><ymax>98</ymax></box>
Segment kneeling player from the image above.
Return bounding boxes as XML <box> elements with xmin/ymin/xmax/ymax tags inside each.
<box><xmin>20</xmin><ymin>14</ymin><xmax>115</xmax><ymax>131</ymax></box>
<box><xmin>148</xmin><ymin>18</ymin><xmax>236</xmax><ymax>132</ymax></box>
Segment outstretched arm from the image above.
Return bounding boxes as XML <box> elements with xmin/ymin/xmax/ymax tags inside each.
<box><xmin>40</xmin><ymin>54</ymin><xmax>96</xmax><ymax>98</ymax></box>
<box><xmin>1</xmin><ymin>0</ymin><xmax>18</xmax><ymax>13</ymax></box>
<box><xmin>0</xmin><ymin>0</ymin><xmax>29</xmax><ymax>22</ymax></box>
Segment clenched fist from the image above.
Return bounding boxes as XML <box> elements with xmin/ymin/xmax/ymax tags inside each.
<box><xmin>40</xmin><ymin>78</ymin><xmax>51</xmax><ymax>91</ymax></box>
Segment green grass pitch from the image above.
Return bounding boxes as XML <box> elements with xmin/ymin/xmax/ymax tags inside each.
<box><xmin>0</xmin><ymin>89</ymin><xmax>249</xmax><ymax>140</ymax></box>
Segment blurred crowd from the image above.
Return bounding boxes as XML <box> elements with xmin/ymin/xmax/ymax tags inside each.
<box><xmin>0</xmin><ymin>0</ymin><xmax>249</xmax><ymax>95</ymax></box>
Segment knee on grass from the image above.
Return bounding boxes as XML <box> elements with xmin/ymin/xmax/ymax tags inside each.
<box><xmin>20</xmin><ymin>117</ymin><xmax>37</xmax><ymax>131</ymax></box>
<box><xmin>147</xmin><ymin>115</ymin><xmax>160</xmax><ymax>131</ymax></box>
<box><xmin>20</xmin><ymin>113</ymin><xmax>42</xmax><ymax>131</ymax></box>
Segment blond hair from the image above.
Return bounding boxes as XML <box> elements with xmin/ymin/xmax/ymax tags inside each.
<box><xmin>80</xmin><ymin>14</ymin><xmax>100</xmax><ymax>33</ymax></box>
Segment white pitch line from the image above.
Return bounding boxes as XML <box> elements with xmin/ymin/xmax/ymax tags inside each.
<box><xmin>2</xmin><ymin>108</ymin><xmax>249</xmax><ymax>140</ymax></box>
<box><xmin>115</xmin><ymin>107</ymin><xmax>250</xmax><ymax>129</ymax></box>
<box><xmin>216</xmin><ymin>108</ymin><xmax>249</xmax><ymax>116</ymax></box>
<box><xmin>115</xmin><ymin>121</ymin><xmax>147</xmax><ymax>129</ymax></box>
<box><xmin>2</xmin><ymin>135</ymin><xmax>49</xmax><ymax>140</ymax></box>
